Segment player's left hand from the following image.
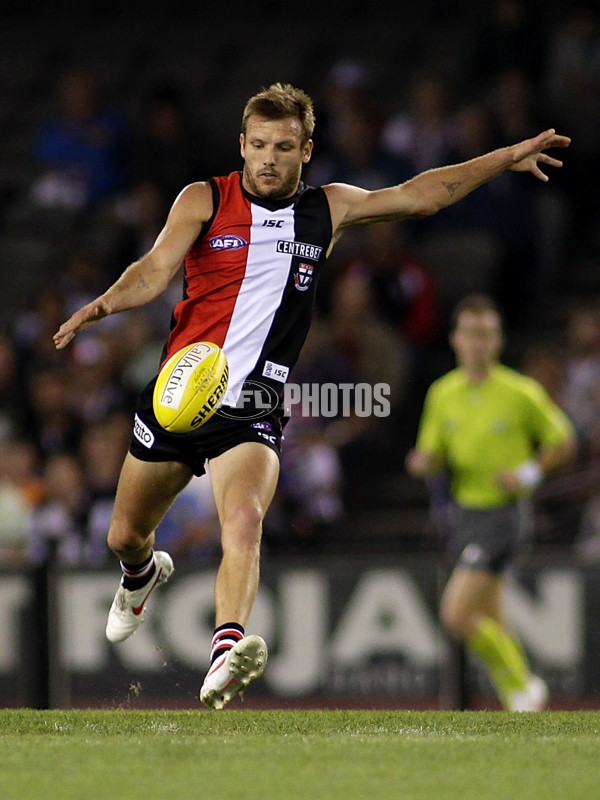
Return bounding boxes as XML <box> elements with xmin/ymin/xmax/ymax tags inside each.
<box><xmin>509</xmin><ymin>129</ymin><xmax>571</xmax><ymax>182</ymax></box>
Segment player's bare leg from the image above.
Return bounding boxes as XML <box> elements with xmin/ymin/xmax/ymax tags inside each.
<box><xmin>105</xmin><ymin>455</ymin><xmax>192</xmax><ymax>642</ymax></box>
<box><xmin>210</xmin><ymin>442</ymin><xmax>279</xmax><ymax>625</ymax></box>
<box><xmin>199</xmin><ymin>442</ymin><xmax>279</xmax><ymax>708</ymax></box>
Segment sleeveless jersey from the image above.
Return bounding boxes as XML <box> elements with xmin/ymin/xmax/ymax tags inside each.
<box><xmin>164</xmin><ymin>171</ymin><xmax>333</xmax><ymax>410</ymax></box>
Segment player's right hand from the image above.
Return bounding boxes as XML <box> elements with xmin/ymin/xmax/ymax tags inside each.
<box><xmin>53</xmin><ymin>298</ymin><xmax>111</xmax><ymax>349</ymax></box>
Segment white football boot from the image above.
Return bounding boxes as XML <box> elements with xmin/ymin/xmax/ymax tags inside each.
<box><xmin>200</xmin><ymin>635</ymin><xmax>268</xmax><ymax>709</ymax></box>
<box><xmin>506</xmin><ymin>675</ymin><xmax>549</xmax><ymax>712</ymax></box>
<box><xmin>105</xmin><ymin>551</ymin><xmax>174</xmax><ymax>643</ymax></box>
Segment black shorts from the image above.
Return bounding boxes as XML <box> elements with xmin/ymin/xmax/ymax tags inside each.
<box><xmin>129</xmin><ymin>377</ymin><xmax>286</xmax><ymax>476</ymax></box>
<box><xmin>446</xmin><ymin>501</ymin><xmax>534</xmax><ymax>575</ymax></box>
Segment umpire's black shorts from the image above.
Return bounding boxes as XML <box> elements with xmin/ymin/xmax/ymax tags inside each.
<box><xmin>128</xmin><ymin>376</ymin><xmax>286</xmax><ymax>477</ymax></box>
<box><xmin>447</xmin><ymin>500</ymin><xmax>534</xmax><ymax>575</ymax></box>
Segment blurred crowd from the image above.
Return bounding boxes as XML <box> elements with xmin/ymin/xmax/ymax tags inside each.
<box><xmin>1</xmin><ymin>1</ymin><xmax>600</xmax><ymax>566</ymax></box>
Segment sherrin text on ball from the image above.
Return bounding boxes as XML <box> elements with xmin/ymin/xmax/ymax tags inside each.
<box><xmin>153</xmin><ymin>342</ymin><xmax>228</xmax><ymax>432</ymax></box>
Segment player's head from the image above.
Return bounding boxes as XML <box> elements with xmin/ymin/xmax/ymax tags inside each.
<box><xmin>242</xmin><ymin>83</ymin><xmax>315</xmax><ymax>144</ymax></box>
<box><xmin>450</xmin><ymin>293</ymin><xmax>504</xmax><ymax>372</ymax></box>
<box><xmin>240</xmin><ymin>83</ymin><xmax>315</xmax><ymax>199</ymax></box>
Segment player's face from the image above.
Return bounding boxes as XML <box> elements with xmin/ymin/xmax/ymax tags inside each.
<box><xmin>451</xmin><ymin>310</ymin><xmax>503</xmax><ymax>371</ymax></box>
<box><xmin>240</xmin><ymin>115</ymin><xmax>313</xmax><ymax>199</ymax></box>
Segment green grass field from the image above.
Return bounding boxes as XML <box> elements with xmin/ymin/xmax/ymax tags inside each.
<box><xmin>2</xmin><ymin>708</ymin><xmax>600</xmax><ymax>800</ymax></box>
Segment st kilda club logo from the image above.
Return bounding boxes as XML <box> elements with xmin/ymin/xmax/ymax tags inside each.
<box><xmin>293</xmin><ymin>262</ymin><xmax>314</xmax><ymax>292</ymax></box>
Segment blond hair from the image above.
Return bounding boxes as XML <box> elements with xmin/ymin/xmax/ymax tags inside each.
<box><xmin>241</xmin><ymin>83</ymin><xmax>315</xmax><ymax>144</ymax></box>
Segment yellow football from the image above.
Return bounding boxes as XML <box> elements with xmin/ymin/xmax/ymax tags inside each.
<box><xmin>152</xmin><ymin>342</ymin><xmax>229</xmax><ymax>433</ymax></box>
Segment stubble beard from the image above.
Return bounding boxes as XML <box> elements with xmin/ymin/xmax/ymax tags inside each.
<box><xmin>243</xmin><ymin>164</ymin><xmax>301</xmax><ymax>200</ymax></box>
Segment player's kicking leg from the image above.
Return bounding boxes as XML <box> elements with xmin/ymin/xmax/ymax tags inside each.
<box><xmin>106</xmin><ymin>550</ymin><xmax>174</xmax><ymax>641</ymax></box>
<box><xmin>105</xmin><ymin>454</ymin><xmax>193</xmax><ymax>642</ymax></box>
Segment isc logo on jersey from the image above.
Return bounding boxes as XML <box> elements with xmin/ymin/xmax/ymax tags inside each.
<box><xmin>152</xmin><ymin>342</ymin><xmax>229</xmax><ymax>433</ymax></box>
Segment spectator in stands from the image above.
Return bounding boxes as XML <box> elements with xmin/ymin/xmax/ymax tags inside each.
<box><xmin>306</xmin><ymin>100</ymin><xmax>408</xmax><ymax>265</ymax></box>
<box><xmin>490</xmin><ymin>69</ymin><xmax>543</xmax><ymax>145</ymax></box>
<box><xmin>447</xmin><ymin>101</ymin><xmax>537</xmax><ymax>324</ymax></box>
<box><xmin>67</xmin><ymin>335</ymin><xmax>129</xmax><ymax>426</ymax></box>
<box><xmin>59</xmin><ymin>248</ymin><xmax>110</xmax><ymax>319</ymax></box>
<box><xmin>309</xmin><ymin>58</ymin><xmax>375</xmax><ymax>167</ymax></box>
<box><xmin>0</xmin><ymin>335</ymin><xmax>32</xmax><ymax>443</ymax></box>
<box><xmin>319</xmin><ymin>266</ymin><xmax>406</xmax><ymax>475</ymax></box>
<box><xmin>264</xmin><ymin>319</ymin><xmax>347</xmax><ymax>552</ymax></box>
<box><xmin>380</xmin><ymin>70</ymin><xmax>457</xmax><ymax>177</ymax></box>
<box><xmin>468</xmin><ymin>0</ymin><xmax>545</xmax><ymax>91</ymax></box>
<box><xmin>542</xmin><ymin>5</ymin><xmax>600</xmax><ymax>132</ymax></box>
<box><xmin>116</xmin><ymin>310</ymin><xmax>166</xmax><ymax>396</ymax></box>
<box><xmin>27</xmin><ymin>368</ymin><xmax>81</xmax><ymax>457</ymax></box>
<box><xmin>307</xmin><ymin>94</ymin><xmax>406</xmax><ymax>191</ymax></box>
<box><xmin>489</xmin><ymin>68</ymin><xmax>571</xmax><ymax>300</ymax></box>
<box><xmin>520</xmin><ymin>340</ymin><xmax>567</xmax><ymax>407</ymax></box>
<box><xmin>0</xmin><ymin>439</ymin><xmax>43</xmax><ymax>566</ymax></box>
<box><xmin>542</xmin><ymin>4</ymin><xmax>600</xmax><ymax>233</ymax></box>
<box><xmin>112</xmin><ymin>181</ymin><xmax>184</xmax><ymax>321</ymax></box>
<box><xmin>337</xmin><ymin>221</ymin><xmax>441</xmax><ymax>392</ymax></box>
<box><xmin>31</xmin><ymin>67</ymin><xmax>129</xmax><ymax>211</ymax></box>
<box><xmin>131</xmin><ymin>83</ymin><xmax>206</xmax><ymax>203</ymax></box>
<box><xmin>561</xmin><ymin>303</ymin><xmax>600</xmax><ymax>461</ymax></box>
<box><xmin>13</xmin><ymin>287</ymin><xmax>69</xmax><ymax>374</ymax></box>
<box><xmin>273</xmin><ymin>416</ymin><xmax>344</xmax><ymax>553</ymax></box>
<box><xmin>115</xmin><ymin>180</ymin><xmax>168</xmax><ymax>266</ymax></box>
<box><xmin>79</xmin><ymin>413</ymin><xmax>132</xmax><ymax>564</ymax></box>
<box><xmin>440</xmin><ymin>102</ymin><xmax>508</xmax><ymax>236</ymax></box>
<box><xmin>28</xmin><ymin>452</ymin><xmax>90</xmax><ymax>565</ymax></box>
<box><xmin>154</xmin><ymin>473</ymin><xmax>221</xmax><ymax>564</ymax></box>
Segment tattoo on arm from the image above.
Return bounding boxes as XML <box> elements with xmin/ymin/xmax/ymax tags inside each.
<box><xmin>137</xmin><ymin>275</ymin><xmax>150</xmax><ymax>290</ymax></box>
<box><xmin>442</xmin><ymin>181</ymin><xmax>462</xmax><ymax>197</ymax></box>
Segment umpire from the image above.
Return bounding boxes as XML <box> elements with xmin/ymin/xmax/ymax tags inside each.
<box><xmin>406</xmin><ymin>293</ymin><xmax>576</xmax><ymax>710</ymax></box>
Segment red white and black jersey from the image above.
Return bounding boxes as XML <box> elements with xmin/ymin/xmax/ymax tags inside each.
<box><xmin>164</xmin><ymin>171</ymin><xmax>333</xmax><ymax>411</ymax></box>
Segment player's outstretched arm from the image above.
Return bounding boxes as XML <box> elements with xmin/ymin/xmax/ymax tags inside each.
<box><xmin>53</xmin><ymin>182</ymin><xmax>212</xmax><ymax>349</ymax></box>
<box><xmin>325</xmin><ymin>129</ymin><xmax>570</xmax><ymax>232</ymax></box>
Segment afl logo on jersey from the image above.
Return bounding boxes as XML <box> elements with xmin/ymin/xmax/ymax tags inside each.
<box><xmin>209</xmin><ymin>235</ymin><xmax>247</xmax><ymax>250</ymax></box>
<box><xmin>294</xmin><ymin>262</ymin><xmax>314</xmax><ymax>292</ymax></box>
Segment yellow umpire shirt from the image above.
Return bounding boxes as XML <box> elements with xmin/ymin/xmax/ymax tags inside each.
<box><xmin>416</xmin><ymin>364</ymin><xmax>574</xmax><ymax>509</ymax></box>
